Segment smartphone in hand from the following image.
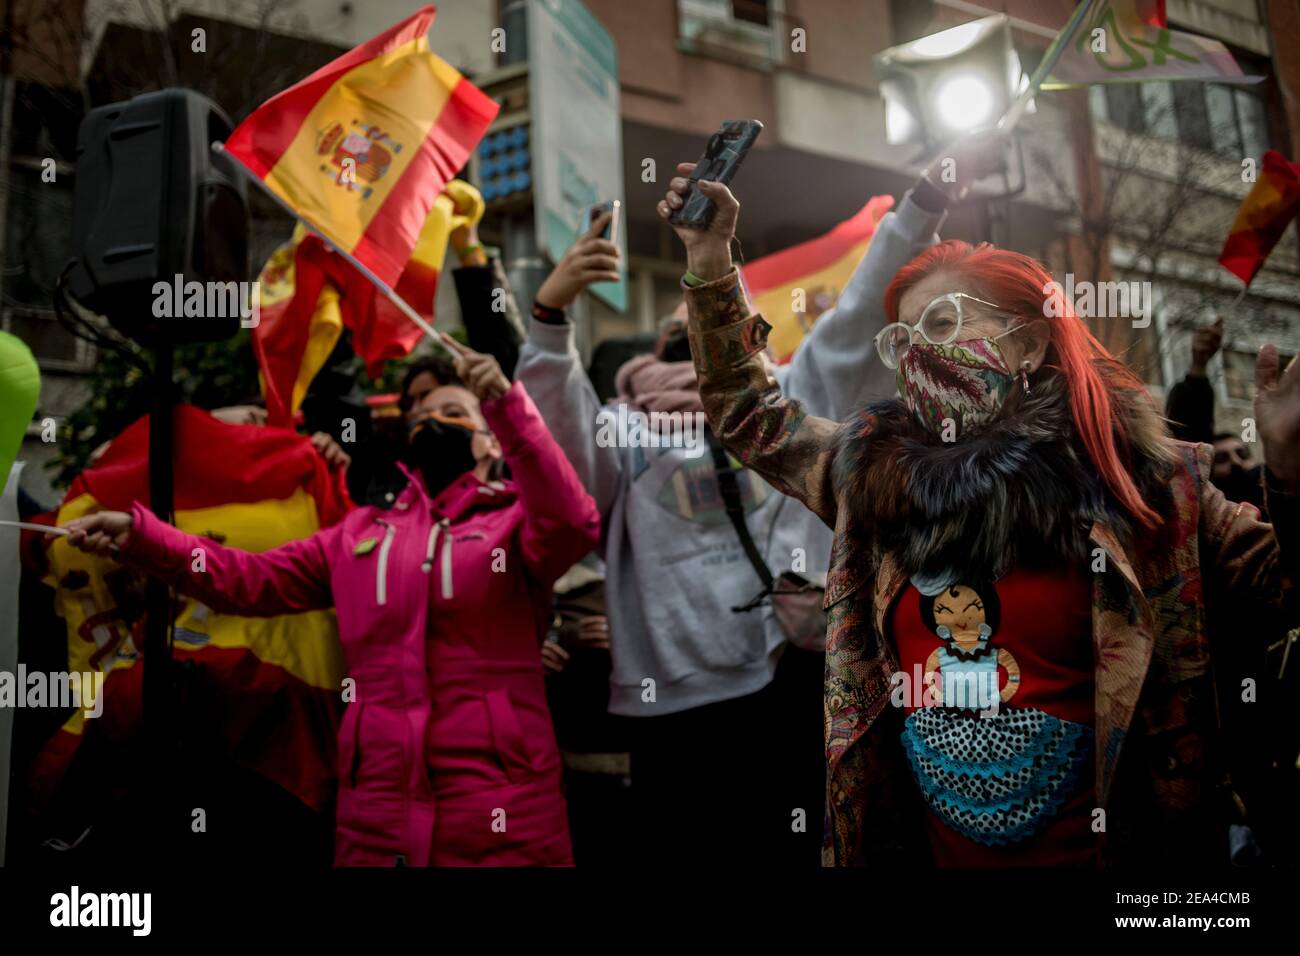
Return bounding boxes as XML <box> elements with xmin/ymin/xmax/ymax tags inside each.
<box><xmin>669</xmin><ymin>120</ymin><xmax>763</xmax><ymax>229</ymax></box>
<box><xmin>579</xmin><ymin>199</ymin><xmax>621</xmax><ymax>241</ymax></box>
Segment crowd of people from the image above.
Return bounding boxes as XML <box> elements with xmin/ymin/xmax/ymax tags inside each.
<box><xmin>17</xmin><ymin>132</ymin><xmax>1300</xmax><ymax>869</ymax></box>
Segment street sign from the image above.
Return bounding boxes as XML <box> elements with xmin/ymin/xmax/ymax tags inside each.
<box><xmin>526</xmin><ymin>0</ymin><xmax>627</xmax><ymax>311</ymax></box>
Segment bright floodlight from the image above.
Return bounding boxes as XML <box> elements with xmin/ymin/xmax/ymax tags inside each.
<box><xmin>933</xmin><ymin>74</ymin><xmax>996</xmax><ymax>132</ymax></box>
<box><xmin>873</xmin><ymin>14</ymin><xmax>1023</xmax><ymax>149</ymax></box>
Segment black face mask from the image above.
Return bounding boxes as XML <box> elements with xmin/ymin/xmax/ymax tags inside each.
<box><xmin>660</xmin><ymin>329</ymin><xmax>692</xmax><ymax>364</ymax></box>
<box><xmin>407</xmin><ymin>416</ymin><xmax>478</xmax><ymax>496</ymax></box>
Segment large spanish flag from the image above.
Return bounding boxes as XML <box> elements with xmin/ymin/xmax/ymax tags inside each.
<box><xmin>224</xmin><ymin>5</ymin><xmax>499</xmax><ymax>287</ymax></box>
<box><xmin>741</xmin><ymin>195</ymin><xmax>894</xmax><ymax>363</ymax></box>
<box><xmin>1219</xmin><ymin>150</ymin><xmax>1300</xmax><ymax>287</ymax></box>
<box><xmin>30</xmin><ymin>406</ymin><xmax>352</xmax><ymax>811</ymax></box>
<box><xmin>253</xmin><ymin>182</ymin><xmax>474</xmax><ymax>425</ymax></box>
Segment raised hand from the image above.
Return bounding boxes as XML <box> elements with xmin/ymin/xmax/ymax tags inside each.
<box><xmin>446</xmin><ymin>179</ymin><xmax>487</xmax><ymax>263</ymax></box>
<box><xmin>1255</xmin><ymin>344</ymin><xmax>1300</xmax><ymax>493</ymax></box>
<box><xmin>454</xmin><ymin>346</ymin><xmax>510</xmax><ymax>403</ymax></box>
<box><xmin>656</xmin><ymin>162</ymin><xmax>739</xmax><ymax>281</ymax></box>
<box><xmin>1190</xmin><ymin>317</ymin><xmax>1225</xmax><ymax>376</ymax></box>
<box><xmin>923</xmin><ymin>128</ymin><xmax>1010</xmax><ymax>202</ymax></box>
<box><xmin>534</xmin><ymin>213</ymin><xmax>621</xmax><ymax>311</ymax></box>
<box><xmin>310</xmin><ymin>431</ymin><xmax>352</xmax><ymax>472</ymax></box>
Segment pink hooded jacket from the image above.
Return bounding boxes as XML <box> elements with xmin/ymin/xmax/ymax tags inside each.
<box><xmin>120</xmin><ymin>381</ymin><xmax>600</xmax><ymax>865</ymax></box>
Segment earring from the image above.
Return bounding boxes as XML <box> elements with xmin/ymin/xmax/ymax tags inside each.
<box><xmin>1019</xmin><ymin>360</ymin><xmax>1032</xmax><ymax>396</ymax></box>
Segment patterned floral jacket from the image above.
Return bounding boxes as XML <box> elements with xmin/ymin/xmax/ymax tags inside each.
<box><xmin>685</xmin><ymin>269</ymin><xmax>1300</xmax><ymax>866</ymax></box>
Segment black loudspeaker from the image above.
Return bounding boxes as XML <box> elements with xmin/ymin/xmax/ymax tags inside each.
<box><xmin>66</xmin><ymin>89</ymin><xmax>249</xmax><ymax>344</ymax></box>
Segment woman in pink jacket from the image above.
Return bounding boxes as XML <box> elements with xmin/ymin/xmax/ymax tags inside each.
<box><xmin>64</xmin><ymin>346</ymin><xmax>602</xmax><ymax>867</ymax></box>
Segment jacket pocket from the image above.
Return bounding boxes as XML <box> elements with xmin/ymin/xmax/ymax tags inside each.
<box><xmin>484</xmin><ymin>688</ymin><xmax>536</xmax><ymax>785</ymax></box>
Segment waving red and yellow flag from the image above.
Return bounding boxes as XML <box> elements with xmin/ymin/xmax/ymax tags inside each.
<box><xmin>1219</xmin><ymin>150</ymin><xmax>1300</xmax><ymax>287</ymax></box>
<box><xmin>253</xmin><ymin>182</ymin><xmax>476</xmax><ymax>425</ymax></box>
<box><xmin>253</xmin><ymin>228</ymin><xmax>344</xmax><ymax>428</ymax></box>
<box><xmin>31</xmin><ymin>406</ymin><xmax>352</xmax><ymax>811</ymax></box>
<box><xmin>741</xmin><ymin>195</ymin><xmax>894</xmax><ymax>363</ymax></box>
<box><xmin>224</xmin><ymin>5</ymin><xmax>498</xmax><ymax>287</ymax></box>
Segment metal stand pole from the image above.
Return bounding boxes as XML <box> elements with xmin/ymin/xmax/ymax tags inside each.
<box><xmin>143</xmin><ymin>341</ymin><xmax>175</xmax><ymax>854</ymax></box>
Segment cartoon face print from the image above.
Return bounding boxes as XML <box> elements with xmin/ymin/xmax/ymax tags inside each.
<box><xmin>927</xmin><ymin>584</ymin><xmax>995</xmax><ymax>653</ymax></box>
<box><xmin>918</xmin><ymin>580</ymin><xmax>1020</xmax><ymax>708</ymax></box>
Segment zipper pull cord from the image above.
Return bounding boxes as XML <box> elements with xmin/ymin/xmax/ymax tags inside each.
<box><xmin>422</xmin><ymin>522</ymin><xmax>440</xmax><ymax>573</ymax></box>
<box><xmin>440</xmin><ymin>518</ymin><xmax>454</xmax><ymax>600</ymax></box>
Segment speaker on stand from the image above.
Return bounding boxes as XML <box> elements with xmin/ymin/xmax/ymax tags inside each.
<box><xmin>64</xmin><ymin>88</ymin><xmax>249</xmax><ymax>858</ymax></box>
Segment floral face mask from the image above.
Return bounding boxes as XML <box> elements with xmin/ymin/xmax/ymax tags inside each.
<box><xmin>895</xmin><ymin>335</ymin><xmax>1018</xmax><ymax>435</ymax></box>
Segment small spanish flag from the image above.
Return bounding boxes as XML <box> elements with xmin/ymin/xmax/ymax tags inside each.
<box><xmin>741</xmin><ymin>196</ymin><xmax>894</xmax><ymax>363</ymax></box>
<box><xmin>253</xmin><ymin>184</ymin><xmax>474</xmax><ymax>426</ymax></box>
<box><xmin>223</xmin><ymin>5</ymin><xmax>498</xmax><ymax>287</ymax></box>
<box><xmin>1218</xmin><ymin>150</ymin><xmax>1300</xmax><ymax>287</ymax></box>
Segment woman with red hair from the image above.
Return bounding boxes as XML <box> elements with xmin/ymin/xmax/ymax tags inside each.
<box><xmin>658</xmin><ymin>172</ymin><xmax>1300</xmax><ymax>866</ymax></box>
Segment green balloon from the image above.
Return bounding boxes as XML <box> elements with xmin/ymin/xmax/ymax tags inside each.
<box><xmin>0</xmin><ymin>331</ymin><xmax>40</xmax><ymax>485</ymax></box>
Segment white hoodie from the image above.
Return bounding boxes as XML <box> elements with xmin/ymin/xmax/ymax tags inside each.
<box><xmin>515</xmin><ymin>190</ymin><xmax>946</xmax><ymax>716</ymax></box>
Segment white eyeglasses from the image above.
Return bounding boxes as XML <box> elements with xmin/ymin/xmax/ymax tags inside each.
<box><xmin>875</xmin><ymin>292</ymin><xmax>1023</xmax><ymax>369</ymax></box>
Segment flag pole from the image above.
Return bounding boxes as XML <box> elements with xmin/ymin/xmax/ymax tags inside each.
<box><xmin>212</xmin><ymin>142</ymin><xmax>466</xmax><ymax>357</ymax></box>
<box><xmin>996</xmin><ymin>0</ymin><xmax>1101</xmax><ymax>136</ymax></box>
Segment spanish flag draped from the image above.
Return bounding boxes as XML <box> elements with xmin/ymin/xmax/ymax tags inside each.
<box><xmin>253</xmin><ymin>185</ymin><xmax>473</xmax><ymax>426</ymax></box>
<box><xmin>224</xmin><ymin>5</ymin><xmax>499</xmax><ymax>287</ymax></box>
<box><xmin>1218</xmin><ymin>150</ymin><xmax>1300</xmax><ymax>287</ymax></box>
<box><xmin>30</xmin><ymin>406</ymin><xmax>351</xmax><ymax>811</ymax></box>
<box><xmin>740</xmin><ymin>195</ymin><xmax>894</xmax><ymax>363</ymax></box>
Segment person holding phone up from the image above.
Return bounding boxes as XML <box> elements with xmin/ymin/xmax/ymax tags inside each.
<box><xmin>662</xmin><ymin>143</ymin><xmax>1300</xmax><ymax>868</ymax></box>
<box><xmin>515</xmin><ymin>127</ymin><xmax>981</xmax><ymax>865</ymax></box>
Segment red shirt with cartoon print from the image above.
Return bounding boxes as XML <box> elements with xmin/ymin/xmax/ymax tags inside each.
<box><xmin>888</xmin><ymin>564</ymin><xmax>1098</xmax><ymax>866</ymax></box>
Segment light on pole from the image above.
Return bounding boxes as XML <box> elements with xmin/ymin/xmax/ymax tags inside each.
<box><xmin>875</xmin><ymin>14</ymin><xmax>1029</xmax><ymax>153</ymax></box>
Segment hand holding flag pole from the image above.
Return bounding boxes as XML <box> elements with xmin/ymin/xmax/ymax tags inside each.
<box><xmin>0</xmin><ymin>519</ymin><xmax>121</xmax><ymax>555</ymax></box>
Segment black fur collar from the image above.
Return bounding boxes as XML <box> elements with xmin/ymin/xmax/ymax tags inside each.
<box><xmin>832</xmin><ymin>373</ymin><xmax>1170</xmax><ymax>585</ymax></box>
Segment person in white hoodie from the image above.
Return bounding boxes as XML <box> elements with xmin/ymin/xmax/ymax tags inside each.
<box><xmin>515</xmin><ymin>148</ymin><xmax>998</xmax><ymax>864</ymax></box>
